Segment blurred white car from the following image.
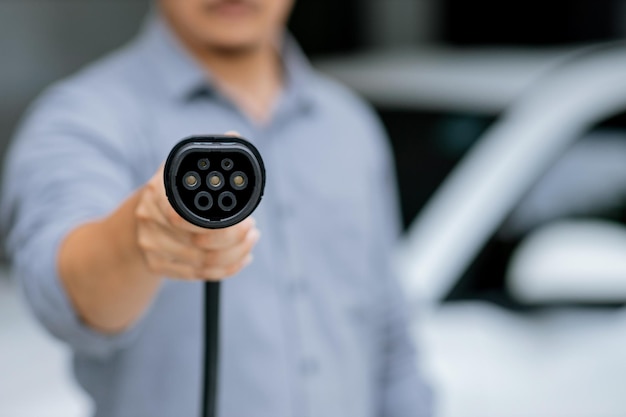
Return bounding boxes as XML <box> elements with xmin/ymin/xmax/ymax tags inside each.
<box><xmin>320</xmin><ymin>44</ymin><xmax>626</xmax><ymax>417</ymax></box>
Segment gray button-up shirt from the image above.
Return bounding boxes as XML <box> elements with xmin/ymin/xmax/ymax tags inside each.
<box><xmin>1</xmin><ymin>13</ymin><xmax>432</xmax><ymax>417</ymax></box>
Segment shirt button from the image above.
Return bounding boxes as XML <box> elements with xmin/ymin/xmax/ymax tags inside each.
<box><xmin>300</xmin><ymin>357</ymin><xmax>319</xmax><ymax>376</ymax></box>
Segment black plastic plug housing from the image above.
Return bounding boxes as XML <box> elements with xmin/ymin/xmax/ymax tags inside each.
<box><xmin>164</xmin><ymin>135</ymin><xmax>265</xmax><ymax>229</ymax></box>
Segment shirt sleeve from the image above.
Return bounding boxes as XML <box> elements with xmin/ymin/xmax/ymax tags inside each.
<box><xmin>1</xmin><ymin>83</ymin><xmax>145</xmax><ymax>359</ymax></box>
<box><xmin>365</xmin><ymin>110</ymin><xmax>435</xmax><ymax>417</ymax></box>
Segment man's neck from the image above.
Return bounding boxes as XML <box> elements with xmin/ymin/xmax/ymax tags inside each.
<box><xmin>198</xmin><ymin>45</ymin><xmax>283</xmax><ymax>124</ymax></box>
<box><xmin>172</xmin><ymin>27</ymin><xmax>284</xmax><ymax>124</ymax></box>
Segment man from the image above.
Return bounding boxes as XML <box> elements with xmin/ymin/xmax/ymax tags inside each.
<box><xmin>1</xmin><ymin>0</ymin><xmax>433</xmax><ymax>416</ymax></box>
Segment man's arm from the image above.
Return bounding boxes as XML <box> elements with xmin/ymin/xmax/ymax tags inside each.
<box><xmin>58</xmin><ymin>167</ymin><xmax>259</xmax><ymax>334</ymax></box>
<box><xmin>1</xmin><ymin>86</ymin><xmax>259</xmax><ymax>356</ymax></box>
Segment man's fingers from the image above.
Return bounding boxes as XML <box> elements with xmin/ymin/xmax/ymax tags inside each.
<box><xmin>137</xmin><ymin>222</ymin><xmax>202</xmax><ymax>266</ymax></box>
<box><xmin>196</xmin><ymin>254</ymin><xmax>254</xmax><ymax>281</ymax></box>
<box><xmin>194</xmin><ymin>225</ymin><xmax>258</xmax><ymax>279</ymax></box>
<box><xmin>145</xmin><ymin>243</ymin><xmax>256</xmax><ymax>281</ymax></box>
<box><xmin>143</xmin><ymin>253</ymin><xmax>199</xmax><ymax>280</ymax></box>
<box><xmin>200</xmin><ymin>227</ymin><xmax>260</xmax><ymax>268</ymax></box>
<box><xmin>137</xmin><ymin>185</ymin><xmax>174</xmax><ymax>229</ymax></box>
<box><xmin>141</xmin><ymin>167</ymin><xmax>210</xmax><ymax>234</ymax></box>
<box><xmin>192</xmin><ymin>217</ymin><xmax>256</xmax><ymax>250</ymax></box>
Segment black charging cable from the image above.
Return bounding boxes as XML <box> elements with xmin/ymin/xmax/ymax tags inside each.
<box><xmin>164</xmin><ymin>135</ymin><xmax>265</xmax><ymax>417</ymax></box>
<box><xmin>202</xmin><ymin>282</ymin><xmax>220</xmax><ymax>417</ymax></box>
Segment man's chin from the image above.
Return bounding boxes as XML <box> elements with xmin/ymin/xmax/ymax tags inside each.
<box><xmin>201</xmin><ymin>36</ymin><xmax>264</xmax><ymax>56</ymax></box>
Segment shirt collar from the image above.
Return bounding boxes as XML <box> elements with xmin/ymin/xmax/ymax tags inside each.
<box><xmin>135</xmin><ymin>11</ymin><xmax>316</xmax><ymax>110</ymax></box>
<box><xmin>136</xmin><ymin>13</ymin><xmax>213</xmax><ymax>100</ymax></box>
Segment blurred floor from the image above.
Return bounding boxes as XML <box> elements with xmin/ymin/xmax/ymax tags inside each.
<box><xmin>0</xmin><ymin>269</ymin><xmax>90</xmax><ymax>417</ymax></box>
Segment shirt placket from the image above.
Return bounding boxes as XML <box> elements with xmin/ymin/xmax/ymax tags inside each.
<box><xmin>265</xmin><ymin>110</ymin><xmax>326</xmax><ymax>417</ymax></box>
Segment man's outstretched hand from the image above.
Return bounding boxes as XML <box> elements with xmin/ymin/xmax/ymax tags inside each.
<box><xmin>59</xmin><ymin>150</ymin><xmax>259</xmax><ymax>333</ymax></box>
<box><xmin>135</xmin><ymin>165</ymin><xmax>260</xmax><ymax>281</ymax></box>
